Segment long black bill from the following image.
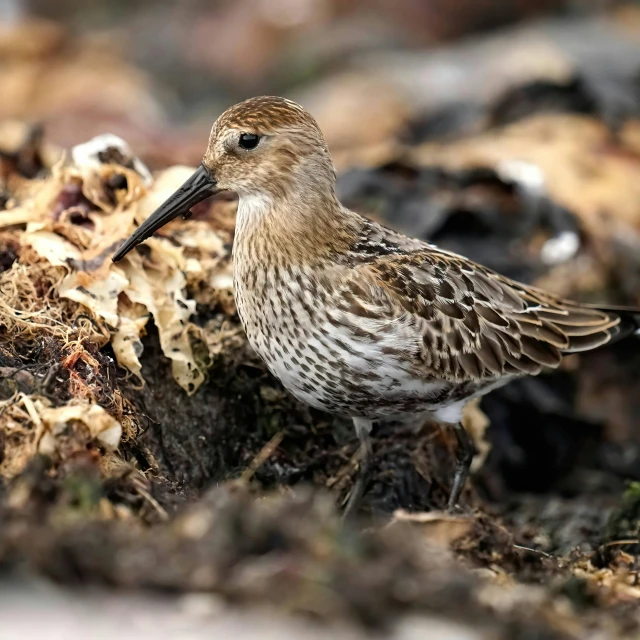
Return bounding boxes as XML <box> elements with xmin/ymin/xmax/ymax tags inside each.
<box><xmin>112</xmin><ymin>164</ymin><xmax>218</xmax><ymax>262</ymax></box>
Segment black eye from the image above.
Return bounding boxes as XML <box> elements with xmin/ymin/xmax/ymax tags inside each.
<box><xmin>239</xmin><ymin>133</ymin><xmax>260</xmax><ymax>150</ymax></box>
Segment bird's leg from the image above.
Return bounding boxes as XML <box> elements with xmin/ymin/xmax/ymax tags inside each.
<box><xmin>447</xmin><ymin>422</ymin><xmax>476</xmax><ymax>512</ymax></box>
<box><xmin>342</xmin><ymin>418</ymin><xmax>373</xmax><ymax>520</ymax></box>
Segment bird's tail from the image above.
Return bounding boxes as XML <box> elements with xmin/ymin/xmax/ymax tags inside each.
<box><xmin>586</xmin><ymin>304</ymin><xmax>640</xmax><ymax>347</ymax></box>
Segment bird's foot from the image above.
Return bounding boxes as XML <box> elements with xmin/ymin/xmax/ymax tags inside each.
<box><xmin>446</xmin><ymin>500</ymin><xmax>468</xmax><ymax>515</ymax></box>
<box><xmin>342</xmin><ymin>444</ymin><xmax>373</xmax><ymax>521</ymax></box>
<box><xmin>446</xmin><ymin>422</ymin><xmax>476</xmax><ymax>513</ymax></box>
<box><xmin>342</xmin><ymin>418</ymin><xmax>374</xmax><ymax>521</ymax></box>
<box><xmin>341</xmin><ymin>468</ymin><xmax>369</xmax><ymax>521</ymax></box>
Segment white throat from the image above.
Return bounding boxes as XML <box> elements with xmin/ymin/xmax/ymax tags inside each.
<box><xmin>235</xmin><ymin>191</ymin><xmax>274</xmax><ymax>239</ymax></box>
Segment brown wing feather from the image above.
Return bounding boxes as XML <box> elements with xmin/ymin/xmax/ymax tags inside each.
<box><xmin>356</xmin><ymin>248</ymin><xmax>638</xmax><ymax>382</ymax></box>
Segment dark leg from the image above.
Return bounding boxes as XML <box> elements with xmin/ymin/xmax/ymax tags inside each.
<box><xmin>342</xmin><ymin>418</ymin><xmax>373</xmax><ymax>520</ymax></box>
<box><xmin>447</xmin><ymin>422</ymin><xmax>476</xmax><ymax>512</ymax></box>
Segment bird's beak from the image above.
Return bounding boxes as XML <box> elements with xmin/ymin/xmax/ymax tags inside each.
<box><xmin>112</xmin><ymin>163</ymin><xmax>218</xmax><ymax>262</ymax></box>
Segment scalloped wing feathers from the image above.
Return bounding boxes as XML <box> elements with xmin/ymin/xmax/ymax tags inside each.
<box><xmin>342</xmin><ymin>249</ymin><xmax>637</xmax><ymax>383</ymax></box>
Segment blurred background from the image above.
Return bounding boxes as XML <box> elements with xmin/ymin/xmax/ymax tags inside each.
<box><xmin>1</xmin><ymin>0</ymin><xmax>638</xmax><ymax>165</ymax></box>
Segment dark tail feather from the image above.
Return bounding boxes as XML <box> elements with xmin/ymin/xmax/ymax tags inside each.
<box><xmin>592</xmin><ymin>305</ymin><xmax>640</xmax><ymax>345</ymax></box>
<box><xmin>550</xmin><ymin>303</ymin><xmax>640</xmax><ymax>354</ymax></box>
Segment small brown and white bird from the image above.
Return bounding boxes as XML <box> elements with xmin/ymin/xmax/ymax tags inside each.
<box><xmin>113</xmin><ymin>96</ymin><xmax>640</xmax><ymax>514</ymax></box>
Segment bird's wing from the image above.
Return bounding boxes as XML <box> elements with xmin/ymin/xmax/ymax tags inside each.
<box><xmin>337</xmin><ymin>248</ymin><xmax>630</xmax><ymax>382</ymax></box>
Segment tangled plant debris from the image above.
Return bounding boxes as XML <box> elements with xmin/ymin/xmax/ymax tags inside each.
<box><xmin>1</xmin><ymin>133</ymin><xmax>233</xmax><ymax>398</ymax></box>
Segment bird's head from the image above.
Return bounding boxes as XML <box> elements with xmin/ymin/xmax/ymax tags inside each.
<box><xmin>205</xmin><ymin>96</ymin><xmax>335</xmax><ymax>198</ymax></box>
<box><xmin>112</xmin><ymin>96</ymin><xmax>337</xmax><ymax>262</ymax></box>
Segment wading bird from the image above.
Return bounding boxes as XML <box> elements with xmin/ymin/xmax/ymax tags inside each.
<box><xmin>113</xmin><ymin>96</ymin><xmax>640</xmax><ymax>516</ymax></box>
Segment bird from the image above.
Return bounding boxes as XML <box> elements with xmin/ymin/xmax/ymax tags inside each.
<box><xmin>113</xmin><ymin>96</ymin><xmax>640</xmax><ymax>516</ymax></box>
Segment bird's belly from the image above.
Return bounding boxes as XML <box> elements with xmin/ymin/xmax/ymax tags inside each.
<box><xmin>234</xmin><ymin>273</ymin><xmax>504</xmax><ymax>420</ymax></box>
<box><xmin>241</xmin><ymin>309</ymin><xmax>456</xmax><ymax>418</ymax></box>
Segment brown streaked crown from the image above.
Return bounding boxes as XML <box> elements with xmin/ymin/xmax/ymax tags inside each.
<box><xmin>215</xmin><ymin>96</ymin><xmax>321</xmax><ymax>134</ymax></box>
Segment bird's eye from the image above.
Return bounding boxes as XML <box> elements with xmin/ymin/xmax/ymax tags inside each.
<box><xmin>239</xmin><ymin>133</ymin><xmax>260</xmax><ymax>150</ymax></box>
